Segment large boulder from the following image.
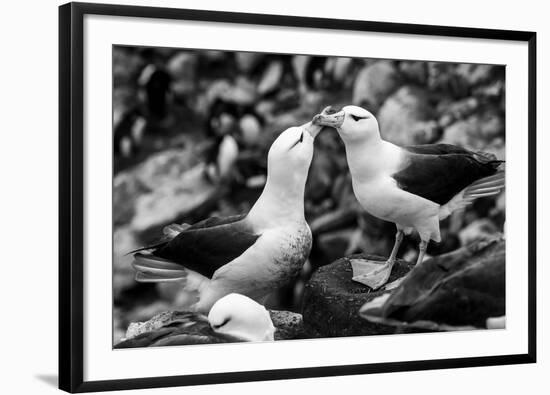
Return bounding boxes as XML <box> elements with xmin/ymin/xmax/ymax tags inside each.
<box><xmin>302</xmin><ymin>254</ymin><xmax>414</xmax><ymax>337</ymax></box>
<box><xmin>360</xmin><ymin>238</ymin><xmax>505</xmax><ymax>331</ymax></box>
<box><xmin>352</xmin><ymin>60</ymin><xmax>401</xmax><ymax>112</ymax></box>
<box><xmin>439</xmin><ymin>111</ymin><xmax>504</xmax><ymax>151</ymax></box>
<box><xmin>377</xmin><ymin>86</ymin><xmax>439</xmax><ymax>145</ymax></box>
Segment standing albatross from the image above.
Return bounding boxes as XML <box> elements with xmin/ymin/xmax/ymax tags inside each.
<box><xmin>130</xmin><ymin>116</ymin><xmax>325</xmax><ymax>313</ymax></box>
<box><xmin>313</xmin><ymin>105</ymin><xmax>504</xmax><ymax>289</ymax></box>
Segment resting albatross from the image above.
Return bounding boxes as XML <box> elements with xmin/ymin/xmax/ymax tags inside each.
<box><xmin>313</xmin><ymin>105</ymin><xmax>504</xmax><ymax>289</ymax></box>
<box><xmin>115</xmin><ymin>294</ymin><xmax>275</xmax><ymax>347</ymax></box>
<box><xmin>130</xmin><ymin>117</ymin><xmax>325</xmax><ymax>313</ymax></box>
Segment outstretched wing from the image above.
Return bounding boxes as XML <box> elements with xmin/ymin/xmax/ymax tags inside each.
<box><xmin>152</xmin><ymin>214</ymin><xmax>261</xmax><ymax>278</ymax></box>
<box><xmin>392</xmin><ymin>144</ymin><xmax>502</xmax><ymax>205</ymax></box>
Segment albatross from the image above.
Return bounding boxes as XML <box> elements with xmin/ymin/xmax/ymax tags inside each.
<box><xmin>130</xmin><ymin>115</ymin><xmax>326</xmax><ymax>313</ymax></box>
<box><xmin>115</xmin><ymin>293</ymin><xmax>275</xmax><ymax>347</ymax></box>
<box><xmin>313</xmin><ymin>105</ymin><xmax>504</xmax><ymax>289</ymax></box>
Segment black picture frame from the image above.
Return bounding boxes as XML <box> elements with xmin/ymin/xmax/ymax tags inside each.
<box><xmin>59</xmin><ymin>2</ymin><xmax>537</xmax><ymax>393</ymax></box>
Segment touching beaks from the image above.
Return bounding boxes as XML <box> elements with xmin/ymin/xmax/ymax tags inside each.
<box><xmin>312</xmin><ymin>111</ymin><xmax>345</xmax><ymax>128</ymax></box>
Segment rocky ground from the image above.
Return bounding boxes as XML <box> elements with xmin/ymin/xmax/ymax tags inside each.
<box><xmin>112</xmin><ymin>46</ymin><xmax>505</xmax><ymax>343</ymax></box>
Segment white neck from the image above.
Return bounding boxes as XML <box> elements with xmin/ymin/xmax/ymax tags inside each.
<box><xmin>344</xmin><ymin>137</ymin><xmax>402</xmax><ymax>182</ymax></box>
<box><xmin>248</xmin><ymin>173</ymin><xmax>306</xmax><ymax>228</ymax></box>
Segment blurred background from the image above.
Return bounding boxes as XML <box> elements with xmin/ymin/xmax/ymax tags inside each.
<box><xmin>112</xmin><ymin>45</ymin><xmax>505</xmax><ymax>343</ymax></box>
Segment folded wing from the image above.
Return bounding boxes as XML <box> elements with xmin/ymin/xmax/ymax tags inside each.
<box><xmin>134</xmin><ymin>214</ymin><xmax>261</xmax><ymax>279</ymax></box>
<box><xmin>393</xmin><ymin>144</ymin><xmax>503</xmax><ymax>205</ymax></box>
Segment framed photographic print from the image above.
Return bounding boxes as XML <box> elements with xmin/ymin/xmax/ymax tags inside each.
<box><xmin>59</xmin><ymin>2</ymin><xmax>537</xmax><ymax>393</ymax></box>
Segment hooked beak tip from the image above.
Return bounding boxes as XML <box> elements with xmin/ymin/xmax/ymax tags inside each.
<box><xmin>312</xmin><ymin>112</ymin><xmax>344</xmax><ymax>128</ymax></box>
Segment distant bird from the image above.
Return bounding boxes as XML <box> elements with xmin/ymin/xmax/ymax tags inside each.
<box><xmin>292</xmin><ymin>55</ymin><xmax>332</xmax><ymax>92</ymax></box>
<box><xmin>113</xmin><ymin>106</ymin><xmax>146</xmax><ymax>158</ymax></box>
<box><xmin>138</xmin><ymin>64</ymin><xmax>172</xmax><ymax>120</ymax></box>
<box><xmin>115</xmin><ymin>294</ymin><xmax>275</xmax><ymax>347</ymax></box>
<box><xmin>206</xmin><ymin>97</ymin><xmax>264</xmax><ymax>143</ymax></box>
<box><xmin>204</xmin><ymin>134</ymin><xmax>240</xmax><ymax>182</ymax></box>
<box><xmin>313</xmin><ymin>105</ymin><xmax>504</xmax><ymax>289</ymax></box>
<box><xmin>130</xmin><ymin>119</ymin><xmax>325</xmax><ymax>313</ymax></box>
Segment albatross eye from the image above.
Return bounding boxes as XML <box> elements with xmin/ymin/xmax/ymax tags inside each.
<box><xmin>211</xmin><ymin>317</ymin><xmax>231</xmax><ymax>330</ymax></box>
<box><xmin>350</xmin><ymin>114</ymin><xmax>367</xmax><ymax>122</ymax></box>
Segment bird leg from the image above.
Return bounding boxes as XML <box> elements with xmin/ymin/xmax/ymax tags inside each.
<box><xmin>350</xmin><ymin>230</ymin><xmax>404</xmax><ymax>290</ymax></box>
<box><xmin>416</xmin><ymin>239</ymin><xmax>429</xmax><ymax>266</ymax></box>
<box><xmin>388</xmin><ymin>230</ymin><xmax>404</xmax><ymax>263</ymax></box>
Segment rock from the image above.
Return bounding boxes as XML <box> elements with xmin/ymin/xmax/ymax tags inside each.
<box><xmin>315</xmin><ymin>229</ymin><xmax>357</xmax><ymax>265</ymax></box>
<box><xmin>427</xmin><ymin>62</ymin><xmax>469</xmax><ymax>98</ymax></box>
<box><xmin>360</xmin><ymin>238</ymin><xmax>505</xmax><ymax>330</ymax></box>
<box><xmin>167</xmin><ymin>51</ymin><xmax>198</xmax><ymax>96</ymax></box>
<box><xmin>269</xmin><ymin>310</ymin><xmax>304</xmax><ymax>340</ymax></box>
<box><xmin>113</xmin><ymin>172</ymin><xmax>145</xmax><ymax>226</ymax></box>
<box><xmin>302</xmin><ymin>254</ymin><xmax>414</xmax><ymax>337</ymax></box>
<box><xmin>437</xmin><ymin>97</ymin><xmax>479</xmax><ymax>127</ymax></box>
<box><xmin>472</xmin><ymin>79</ymin><xmax>504</xmax><ymax>99</ymax></box>
<box><xmin>458</xmin><ymin>219</ymin><xmax>500</xmax><ymax>245</ymax></box>
<box><xmin>124</xmin><ymin>310</ymin><xmax>181</xmax><ymax>340</ymax></box>
<box><xmin>305</xmin><ymin>150</ymin><xmax>339</xmax><ymax>203</ymax></box>
<box><xmin>398</xmin><ymin>61</ymin><xmax>428</xmax><ymax>85</ymax></box>
<box><xmin>113</xmin><ymin>47</ymin><xmax>146</xmax><ymax>85</ymax></box>
<box><xmin>352</xmin><ymin>60</ymin><xmax>400</xmax><ymax>112</ymax></box>
<box><xmin>131</xmin><ymin>163</ymin><xmax>223</xmax><ymax>233</ymax></box>
<box><xmin>113</xmin><ymin>226</ymin><xmax>140</xmax><ymax>297</ymax></box>
<box><xmin>309</xmin><ymin>208</ymin><xmax>357</xmax><ymax>236</ymax></box>
<box><xmin>114</xmin><ymin>147</ymin><xmax>228</xmax><ymax>234</ymax></box>
<box><xmin>235</xmin><ymin>52</ymin><xmax>264</xmax><ymax>74</ymax></box>
<box><xmin>440</xmin><ymin>112</ymin><xmax>504</xmax><ymax>150</ymax></box>
<box><xmin>122</xmin><ymin>308</ymin><xmax>304</xmax><ymax>343</ymax></box>
<box><xmin>377</xmin><ymin>86</ymin><xmax>439</xmax><ymax>145</ymax></box>
<box><xmin>440</xmin><ymin>118</ymin><xmax>477</xmax><ymax>148</ymax></box>
<box><xmin>455</xmin><ymin>64</ymin><xmax>494</xmax><ymax>87</ymax></box>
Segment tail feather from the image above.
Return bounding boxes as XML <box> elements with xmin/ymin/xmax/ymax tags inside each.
<box><xmin>466</xmin><ymin>186</ymin><xmax>503</xmax><ymax>194</ymax></box>
<box><xmin>130</xmin><ymin>252</ymin><xmax>210</xmax><ymax>303</ymax></box>
<box><xmin>468</xmin><ymin>171</ymin><xmax>505</xmax><ymax>188</ymax></box>
<box><xmin>135</xmin><ymin>271</ymin><xmax>187</xmax><ymax>283</ymax></box>
<box><xmin>132</xmin><ymin>253</ymin><xmax>188</xmax><ymax>283</ymax></box>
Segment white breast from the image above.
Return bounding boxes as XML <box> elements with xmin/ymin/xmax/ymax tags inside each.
<box><xmin>208</xmin><ymin>223</ymin><xmax>311</xmax><ymax>295</ymax></box>
<box><xmin>352</xmin><ymin>176</ymin><xmax>439</xmax><ymax>229</ymax></box>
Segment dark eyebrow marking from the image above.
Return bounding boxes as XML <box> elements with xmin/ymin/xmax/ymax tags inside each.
<box><xmin>289</xmin><ymin>131</ymin><xmax>304</xmax><ymax>149</ymax></box>
<box><xmin>351</xmin><ymin>114</ymin><xmax>368</xmax><ymax>121</ymax></box>
<box><xmin>211</xmin><ymin>317</ymin><xmax>231</xmax><ymax>329</ymax></box>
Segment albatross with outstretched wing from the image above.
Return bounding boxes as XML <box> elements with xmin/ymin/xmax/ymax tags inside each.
<box><xmin>313</xmin><ymin>105</ymin><xmax>504</xmax><ymax>289</ymax></box>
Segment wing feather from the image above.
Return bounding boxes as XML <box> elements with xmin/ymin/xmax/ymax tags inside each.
<box><xmin>393</xmin><ymin>144</ymin><xmax>503</xmax><ymax>205</ymax></box>
<box><xmin>152</xmin><ymin>214</ymin><xmax>261</xmax><ymax>278</ymax></box>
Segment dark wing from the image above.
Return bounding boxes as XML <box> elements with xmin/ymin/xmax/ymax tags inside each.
<box><xmin>392</xmin><ymin>144</ymin><xmax>502</xmax><ymax>205</ymax></box>
<box><xmin>152</xmin><ymin>214</ymin><xmax>260</xmax><ymax>278</ymax></box>
<box><xmin>404</xmin><ymin>143</ymin><xmax>474</xmax><ymax>156</ymax></box>
<box><xmin>115</xmin><ymin>312</ymin><xmax>243</xmax><ymax>348</ymax></box>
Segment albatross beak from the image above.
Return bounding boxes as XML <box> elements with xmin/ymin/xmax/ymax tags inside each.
<box><xmin>303</xmin><ymin>106</ymin><xmax>338</xmax><ymax>137</ymax></box>
<box><xmin>312</xmin><ymin>111</ymin><xmax>345</xmax><ymax>128</ymax></box>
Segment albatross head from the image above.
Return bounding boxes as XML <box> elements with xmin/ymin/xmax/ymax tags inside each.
<box><xmin>313</xmin><ymin>105</ymin><xmax>379</xmax><ymax>143</ymax></box>
<box><xmin>265</xmin><ymin>125</ymin><xmax>315</xmax><ymax>185</ymax></box>
<box><xmin>208</xmin><ymin>294</ymin><xmax>275</xmax><ymax>342</ymax></box>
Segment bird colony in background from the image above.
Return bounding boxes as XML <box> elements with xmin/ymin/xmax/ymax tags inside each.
<box><xmin>113</xmin><ymin>47</ymin><xmax>506</xmax><ymax>346</ymax></box>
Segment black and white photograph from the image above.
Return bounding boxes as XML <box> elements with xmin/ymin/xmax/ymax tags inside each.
<box><xmin>2</xmin><ymin>0</ymin><xmax>545</xmax><ymax>393</ymax></box>
<box><xmin>112</xmin><ymin>46</ymin><xmax>507</xmax><ymax>347</ymax></box>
